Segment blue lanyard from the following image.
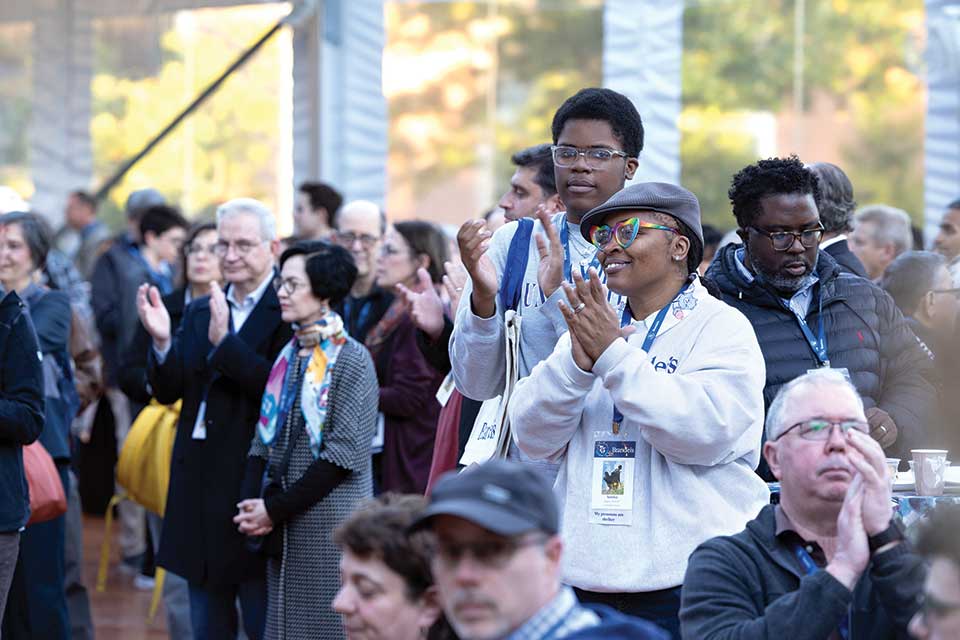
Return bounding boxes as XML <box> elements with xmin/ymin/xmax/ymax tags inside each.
<box><xmin>789</xmin><ymin>291</ymin><xmax>829</xmax><ymax>367</ymax></box>
<box><xmin>559</xmin><ymin>218</ymin><xmax>602</xmax><ymax>283</ymax></box>
<box><xmin>791</xmin><ymin>543</ymin><xmax>850</xmax><ymax>640</ymax></box>
<box><xmin>609</xmin><ymin>282</ymin><xmax>691</xmax><ymax>434</ymax></box>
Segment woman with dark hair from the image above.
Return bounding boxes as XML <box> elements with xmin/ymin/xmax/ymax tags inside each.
<box><xmin>0</xmin><ymin>212</ymin><xmax>75</xmax><ymax>639</ymax></box>
<box><xmin>332</xmin><ymin>494</ymin><xmax>450</xmax><ymax>640</ymax></box>
<box><xmin>235</xmin><ymin>240</ymin><xmax>379</xmax><ymax>640</ymax></box>
<box><xmin>369</xmin><ymin>221</ymin><xmax>449</xmax><ymax>494</ymax></box>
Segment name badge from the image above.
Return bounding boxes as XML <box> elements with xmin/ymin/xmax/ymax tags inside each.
<box><xmin>435</xmin><ymin>373</ymin><xmax>456</xmax><ymax>407</ymax></box>
<box><xmin>808</xmin><ymin>366</ymin><xmax>852</xmax><ymax>383</ymax></box>
<box><xmin>589</xmin><ymin>439</ymin><xmax>636</xmax><ymax>526</ymax></box>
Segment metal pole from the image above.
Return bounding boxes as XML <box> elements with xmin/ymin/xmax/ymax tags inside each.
<box><xmin>792</xmin><ymin>0</ymin><xmax>806</xmax><ymax>153</ymax></box>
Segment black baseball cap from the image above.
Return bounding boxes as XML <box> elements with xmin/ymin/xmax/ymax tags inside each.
<box><xmin>579</xmin><ymin>182</ymin><xmax>703</xmax><ymax>245</ymax></box>
<box><xmin>409</xmin><ymin>460</ymin><xmax>559</xmax><ymax>536</ymax></box>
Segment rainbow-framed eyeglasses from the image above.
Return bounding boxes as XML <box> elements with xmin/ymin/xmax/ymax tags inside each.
<box><xmin>588</xmin><ymin>217</ymin><xmax>679</xmax><ymax>251</ymax></box>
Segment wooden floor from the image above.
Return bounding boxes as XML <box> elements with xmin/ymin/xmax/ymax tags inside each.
<box><xmin>83</xmin><ymin>515</ymin><xmax>169</xmax><ymax>639</ymax></box>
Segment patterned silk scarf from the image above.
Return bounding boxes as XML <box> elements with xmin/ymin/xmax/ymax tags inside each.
<box><xmin>257</xmin><ymin>311</ymin><xmax>347</xmax><ymax>458</ymax></box>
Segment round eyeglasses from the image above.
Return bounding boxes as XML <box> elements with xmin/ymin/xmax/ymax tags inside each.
<box><xmin>589</xmin><ymin>217</ymin><xmax>680</xmax><ymax>251</ymax></box>
<box><xmin>551</xmin><ymin>145</ymin><xmax>628</xmax><ymax>170</ymax></box>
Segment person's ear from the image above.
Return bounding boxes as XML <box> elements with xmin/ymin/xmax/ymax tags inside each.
<box><xmin>763</xmin><ymin>440</ymin><xmax>783</xmax><ymax>480</ymax></box>
<box><xmin>269</xmin><ymin>239</ymin><xmax>281</xmax><ymax>259</ymax></box>
<box><xmin>544</xmin><ymin>534</ymin><xmax>563</xmax><ymax>567</ymax></box>
<box><xmin>416</xmin><ymin>252</ymin><xmax>431</xmax><ymax>274</ymax></box>
<box><xmin>919</xmin><ymin>291</ymin><xmax>937</xmax><ymax>322</ymax></box>
<box><xmin>671</xmin><ymin>235</ymin><xmax>690</xmax><ymax>264</ymax></box>
<box><xmin>143</xmin><ymin>230</ymin><xmax>157</xmax><ymax>247</ymax></box>
<box><xmin>624</xmin><ymin>157</ymin><xmax>639</xmax><ymax>181</ymax></box>
<box><xmin>416</xmin><ymin>585</ymin><xmax>443</xmax><ymax>631</ymax></box>
<box><xmin>544</xmin><ymin>193</ymin><xmax>564</xmax><ymax>215</ymax></box>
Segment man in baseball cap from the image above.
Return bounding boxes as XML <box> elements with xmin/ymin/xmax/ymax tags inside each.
<box><xmin>412</xmin><ymin>460</ymin><xmax>669</xmax><ymax>640</ymax></box>
<box><xmin>508</xmin><ymin>182</ymin><xmax>770</xmax><ymax>637</ymax></box>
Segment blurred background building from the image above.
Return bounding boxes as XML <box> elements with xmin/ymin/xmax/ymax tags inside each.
<box><xmin>0</xmin><ymin>0</ymin><xmax>957</xmax><ymax>240</ymax></box>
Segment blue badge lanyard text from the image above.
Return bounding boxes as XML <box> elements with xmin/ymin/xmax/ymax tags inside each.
<box><xmin>609</xmin><ymin>282</ymin><xmax>691</xmax><ymax>433</ymax></box>
<box><xmin>787</xmin><ymin>290</ymin><xmax>829</xmax><ymax>367</ymax></box>
<box><xmin>791</xmin><ymin>542</ymin><xmax>850</xmax><ymax>640</ymax></box>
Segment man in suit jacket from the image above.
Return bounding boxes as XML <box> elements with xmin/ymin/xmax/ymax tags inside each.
<box><xmin>139</xmin><ymin>198</ymin><xmax>291</xmax><ymax>640</ymax></box>
<box><xmin>808</xmin><ymin>162</ymin><xmax>868</xmax><ymax>278</ymax></box>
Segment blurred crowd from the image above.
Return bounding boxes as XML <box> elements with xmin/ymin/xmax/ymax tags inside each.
<box><xmin>0</xmin><ymin>86</ymin><xmax>958</xmax><ymax>640</ymax></box>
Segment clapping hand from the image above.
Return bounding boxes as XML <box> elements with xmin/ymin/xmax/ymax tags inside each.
<box><xmin>136</xmin><ymin>284</ymin><xmax>171</xmax><ymax>352</ymax></box>
<box><xmin>441</xmin><ymin>260</ymin><xmax>468</xmax><ymax>319</ymax></box>
<box><xmin>397</xmin><ymin>268</ymin><xmax>445</xmax><ymax>341</ymax></box>
<box><xmin>826</xmin><ymin>475</ymin><xmax>870</xmax><ymax>590</ymax></box>
<box><xmin>208</xmin><ymin>282</ymin><xmax>230</xmax><ymax>346</ymax></box>
<box><xmin>845</xmin><ymin>429</ymin><xmax>895</xmax><ymax>536</ymax></box>
<box><xmin>558</xmin><ymin>268</ymin><xmax>633</xmax><ymax>370</ymax></box>
<box><xmin>535</xmin><ymin>206</ymin><xmax>564</xmax><ymax>299</ymax></box>
<box><xmin>457</xmin><ymin>220</ymin><xmax>498</xmax><ymax>318</ymax></box>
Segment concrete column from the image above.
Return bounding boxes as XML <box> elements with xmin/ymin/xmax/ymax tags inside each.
<box><xmin>603</xmin><ymin>0</ymin><xmax>684</xmax><ymax>185</ymax></box>
<box><xmin>924</xmin><ymin>0</ymin><xmax>960</xmax><ymax>240</ymax></box>
<box><xmin>29</xmin><ymin>0</ymin><xmax>94</xmax><ymax>226</ymax></box>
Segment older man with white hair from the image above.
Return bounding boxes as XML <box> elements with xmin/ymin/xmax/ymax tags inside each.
<box><xmin>137</xmin><ymin>198</ymin><xmax>292</xmax><ymax>640</ymax></box>
<box><xmin>849</xmin><ymin>204</ymin><xmax>914</xmax><ymax>281</ymax></box>
<box><xmin>680</xmin><ymin>369</ymin><xmax>925</xmax><ymax>640</ymax></box>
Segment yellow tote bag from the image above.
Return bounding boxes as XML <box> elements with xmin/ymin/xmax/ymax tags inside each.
<box><xmin>117</xmin><ymin>399</ymin><xmax>180</xmax><ymax>516</ymax></box>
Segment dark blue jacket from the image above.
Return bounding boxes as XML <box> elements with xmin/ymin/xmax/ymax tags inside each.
<box><xmin>706</xmin><ymin>244</ymin><xmax>936</xmax><ymax>466</ymax></box>
<box><xmin>23</xmin><ymin>285</ymin><xmax>76</xmax><ymax>461</ymax></box>
<box><xmin>568</xmin><ymin>604</ymin><xmax>671</xmax><ymax>639</ymax></box>
<box><xmin>680</xmin><ymin>504</ymin><xmax>922</xmax><ymax>639</ymax></box>
<box><xmin>0</xmin><ymin>291</ymin><xmax>45</xmax><ymax>532</ymax></box>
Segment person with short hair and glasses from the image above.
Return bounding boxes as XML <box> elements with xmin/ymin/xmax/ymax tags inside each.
<box><xmin>509</xmin><ymin>182</ymin><xmax>768</xmax><ymax>638</ymax></box>
<box><xmin>450</xmin><ymin>87</ymin><xmax>644</xmax><ymax>485</ymax></box>
<box><xmin>410</xmin><ymin>460</ymin><xmax>669</xmax><ymax>640</ymax></box>
<box><xmin>332</xmin><ymin>200</ymin><xmax>393</xmax><ymax>343</ymax></box>
<box><xmin>681</xmin><ymin>369</ymin><xmax>925</xmax><ymax>640</ymax></box>
<box><xmin>705</xmin><ymin>156</ymin><xmax>936</xmax><ymax>477</ymax></box>
<box><xmin>909</xmin><ymin>504</ymin><xmax>960</xmax><ymax>639</ymax></box>
<box><xmin>138</xmin><ymin>198</ymin><xmax>293</xmax><ymax>640</ymax></box>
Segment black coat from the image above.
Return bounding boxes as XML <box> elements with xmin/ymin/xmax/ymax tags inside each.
<box><xmin>823</xmin><ymin>238</ymin><xmax>868</xmax><ymax>279</ymax></box>
<box><xmin>680</xmin><ymin>504</ymin><xmax>923</xmax><ymax>640</ymax></box>
<box><xmin>147</xmin><ymin>285</ymin><xmax>292</xmax><ymax>588</ymax></box>
<box><xmin>0</xmin><ymin>291</ymin><xmax>44</xmax><ymax>532</ymax></box>
<box><xmin>706</xmin><ymin>244</ymin><xmax>936</xmax><ymax>464</ymax></box>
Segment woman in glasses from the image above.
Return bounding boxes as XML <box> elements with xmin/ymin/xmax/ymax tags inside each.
<box><xmin>235</xmin><ymin>240</ymin><xmax>378</xmax><ymax>640</ymax></box>
<box><xmin>509</xmin><ymin>182</ymin><xmax>770</xmax><ymax>638</ymax></box>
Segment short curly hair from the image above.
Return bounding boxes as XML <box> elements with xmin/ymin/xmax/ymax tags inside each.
<box><xmin>551</xmin><ymin>88</ymin><xmax>644</xmax><ymax>158</ymax></box>
<box><xmin>728</xmin><ymin>155</ymin><xmax>821</xmax><ymax>229</ymax></box>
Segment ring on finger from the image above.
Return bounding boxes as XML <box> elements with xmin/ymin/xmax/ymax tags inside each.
<box><xmin>878</xmin><ymin>424</ymin><xmax>887</xmax><ymax>436</ymax></box>
<box><xmin>574</xmin><ymin>302</ymin><xmax>586</xmax><ymax>314</ymax></box>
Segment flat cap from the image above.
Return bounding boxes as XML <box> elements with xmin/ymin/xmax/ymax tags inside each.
<box><xmin>579</xmin><ymin>182</ymin><xmax>703</xmax><ymax>246</ymax></box>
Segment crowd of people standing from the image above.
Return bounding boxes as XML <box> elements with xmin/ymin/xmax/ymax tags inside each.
<box><xmin>0</xmin><ymin>85</ymin><xmax>958</xmax><ymax>640</ymax></box>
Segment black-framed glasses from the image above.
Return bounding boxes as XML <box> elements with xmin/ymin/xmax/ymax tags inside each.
<box><xmin>749</xmin><ymin>225</ymin><xmax>824</xmax><ymax>252</ymax></box>
<box><xmin>551</xmin><ymin>145</ymin><xmax>628</xmax><ymax>169</ymax></box>
<box><xmin>213</xmin><ymin>239</ymin><xmax>266</xmax><ymax>257</ymax></box>
<box><xmin>336</xmin><ymin>231</ymin><xmax>380</xmax><ymax>249</ymax></box>
<box><xmin>778</xmin><ymin>419</ymin><xmax>869</xmax><ymax>441</ymax></box>
<box><xmin>435</xmin><ymin>533</ymin><xmax>548</xmax><ymax>569</ymax></box>
<box><xmin>272</xmin><ymin>276</ymin><xmax>304</xmax><ymax>295</ymax></box>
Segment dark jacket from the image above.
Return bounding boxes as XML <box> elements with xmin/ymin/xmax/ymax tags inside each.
<box><xmin>680</xmin><ymin>504</ymin><xmax>923</xmax><ymax>640</ymax></box>
<box><xmin>569</xmin><ymin>604</ymin><xmax>671</xmax><ymax>639</ymax></box>
<box><xmin>336</xmin><ymin>286</ymin><xmax>394</xmax><ymax>343</ymax></box>
<box><xmin>823</xmin><ymin>238</ymin><xmax>868</xmax><ymax>278</ymax></box>
<box><xmin>371</xmin><ymin>312</ymin><xmax>444</xmax><ymax>494</ymax></box>
<box><xmin>906</xmin><ymin>318</ymin><xmax>960</xmax><ymax>455</ymax></box>
<box><xmin>0</xmin><ymin>291</ymin><xmax>45</xmax><ymax>532</ymax></box>
<box><xmin>706</xmin><ymin>245</ymin><xmax>936</xmax><ymax>465</ymax></box>
<box><xmin>23</xmin><ymin>286</ymin><xmax>76</xmax><ymax>462</ymax></box>
<box><xmin>91</xmin><ymin>235</ymin><xmax>151</xmax><ymax>387</ymax></box>
<box><xmin>147</xmin><ymin>285</ymin><xmax>292</xmax><ymax>588</ymax></box>
<box><xmin>119</xmin><ymin>288</ymin><xmax>187</xmax><ymax>407</ymax></box>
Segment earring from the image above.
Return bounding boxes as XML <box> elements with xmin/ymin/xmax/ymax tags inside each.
<box><xmin>673</xmin><ymin>256</ymin><xmax>682</xmax><ymax>262</ymax></box>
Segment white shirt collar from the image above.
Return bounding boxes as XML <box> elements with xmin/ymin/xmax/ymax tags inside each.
<box><xmin>819</xmin><ymin>234</ymin><xmax>847</xmax><ymax>250</ymax></box>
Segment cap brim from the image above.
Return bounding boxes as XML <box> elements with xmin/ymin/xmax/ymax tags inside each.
<box><xmin>408</xmin><ymin>498</ymin><xmax>539</xmax><ymax>536</ymax></box>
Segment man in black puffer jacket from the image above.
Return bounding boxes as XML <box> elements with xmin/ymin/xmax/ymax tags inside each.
<box><xmin>705</xmin><ymin>157</ymin><xmax>935</xmax><ymax>478</ymax></box>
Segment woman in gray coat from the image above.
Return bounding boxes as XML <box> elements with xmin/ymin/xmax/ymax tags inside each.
<box><xmin>235</xmin><ymin>241</ymin><xmax>378</xmax><ymax>640</ymax></box>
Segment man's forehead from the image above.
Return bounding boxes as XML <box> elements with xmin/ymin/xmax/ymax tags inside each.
<box><xmin>780</xmin><ymin>383</ymin><xmax>863</xmax><ymax>425</ymax></box>
<box><xmin>757</xmin><ymin>192</ymin><xmax>819</xmax><ymax>221</ymax></box>
<box><xmin>338</xmin><ymin>206</ymin><xmax>380</xmax><ymax>233</ymax></box>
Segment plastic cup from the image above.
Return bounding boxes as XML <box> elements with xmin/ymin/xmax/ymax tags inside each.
<box><xmin>885</xmin><ymin>458</ymin><xmax>900</xmax><ymax>489</ymax></box>
<box><xmin>911</xmin><ymin>449</ymin><xmax>949</xmax><ymax>496</ymax></box>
